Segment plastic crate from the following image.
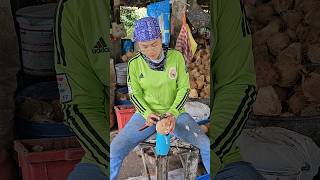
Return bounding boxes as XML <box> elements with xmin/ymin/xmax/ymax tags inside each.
<box><xmin>114</xmin><ymin>105</ymin><xmax>136</xmax><ymax>130</ymax></box>
<box><xmin>14</xmin><ymin>136</ymin><xmax>85</xmax><ymax>180</ymax></box>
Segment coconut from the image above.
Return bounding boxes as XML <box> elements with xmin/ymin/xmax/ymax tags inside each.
<box><xmin>267</xmin><ymin>32</ymin><xmax>290</xmax><ymax>56</ymax></box>
<box><xmin>275</xmin><ymin>43</ymin><xmax>302</xmax><ymax>87</ymax></box>
<box><xmin>253</xmin><ymin>86</ymin><xmax>282</xmax><ymax>116</ymax></box>
<box><xmin>302</xmin><ymin>72</ymin><xmax>320</xmax><ymax>103</ymax></box>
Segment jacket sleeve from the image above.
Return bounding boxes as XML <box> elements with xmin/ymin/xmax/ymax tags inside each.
<box><xmin>77</xmin><ymin>0</ymin><xmax>110</xmax><ymax>119</ymax></box>
<box><xmin>210</xmin><ymin>0</ymin><xmax>257</xmax><ymax>175</ymax></box>
<box><xmin>78</xmin><ymin>0</ymin><xmax>110</xmax><ymax>87</ymax></box>
<box><xmin>167</xmin><ymin>51</ymin><xmax>190</xmax><ymax>118</ymax></box>
<box><xmin>127</xmin><ymin>59</ymin><xmax>153</xmax><ymax>120</ymax></box>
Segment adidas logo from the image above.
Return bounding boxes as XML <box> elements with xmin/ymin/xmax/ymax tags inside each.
<box><xmin>92</xmin><ymin>37</ymin><xmax>110</xmax><ymax>54</ymax></box>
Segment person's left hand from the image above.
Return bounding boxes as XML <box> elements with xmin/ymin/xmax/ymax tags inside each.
<box><xmin>165</xmin><ymin>113</ymin><xmax>176</xmax><ymax>133</ymax></box>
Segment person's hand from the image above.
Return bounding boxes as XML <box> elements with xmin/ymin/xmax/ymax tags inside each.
<box><xmin>146</xmin><ymin>113</ymin><xmax>160</xmax><ymax>126</ymax></box>
<box><xmin>165</xmin><ymin>113</ymin><xmax>176</xmax><ymax>133</ymax></box>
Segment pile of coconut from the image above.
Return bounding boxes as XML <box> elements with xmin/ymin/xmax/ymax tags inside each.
<box><xmin>245</xmin><ymin>0</ymin><xmax>320</xmax><ymax>116</ymax></box>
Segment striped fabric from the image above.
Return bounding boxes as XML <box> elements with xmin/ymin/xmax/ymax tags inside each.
<box><xmin>211</xmin><ymin>85</ymin><xmax>257</xmax><ymax>162</ymax></box>
<box><xmin>175</xmin><ymin>23</ymin><xmax>194</xmax><ymax>64</ymax></box>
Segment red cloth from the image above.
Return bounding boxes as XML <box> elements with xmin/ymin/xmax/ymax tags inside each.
<box><xmin>175</xmin><ymin>23</ymin><xmax>193</xmax><ymax>64</ymax></box>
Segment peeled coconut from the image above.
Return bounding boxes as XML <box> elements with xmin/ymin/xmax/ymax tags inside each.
<box><xmin>253</xmin><ymin>86</ymin><xmax>282</xmax><ymax>116</ymax></box>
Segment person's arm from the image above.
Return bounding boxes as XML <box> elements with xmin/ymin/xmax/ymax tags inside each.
<box><xmin>127</xmin><ymin>59</ymin><xmax>154</xmax><ymax>120</ymax></box>
<box><xmin>167</xmin><ymin>51</ymin><xmax>190</xmax><ymax>118</ymax></box>
<box><xmin>54</xmin><ymin>0</ymin><xmax>110</xmax><ymax>175</ymax></box>
<box><xmin>79</xmin><ymin>1</ymin><xmax>110</xmax><ymax>88</ymax></box>
<box><xmin>210</xmin><ymin>0</ymin><xmax>257</xmax><ymax>175</ymax></box>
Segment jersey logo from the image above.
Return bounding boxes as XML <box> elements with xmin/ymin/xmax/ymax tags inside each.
<box><xmin>169</xmin><ymin>67</ymin><xmax>177</xmax><ymax>80</ymax></box>
<box><xmin>92</xmin><ymin>37</ymin><xmax>110</xmax><ymax>54</ymax></box>
<box><xmin>139</xmin><ymin>73</ymin><xmax>144</xmax><ymax>79</ymax></box>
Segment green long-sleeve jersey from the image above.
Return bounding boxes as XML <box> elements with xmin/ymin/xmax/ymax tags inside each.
<box><xmin>54</xmin><ymin>0</ymin><xmax>109</xmax><ymax>176</ymax></box>
<box><xmin>127</xmin><ymin>49</ymin><xmax>190</xmax><ymax>119</ymax></box>
<box><xmin>210</xmin><ymin>0</ymin><xmax>257</xmax><ymax>176</ymax></box>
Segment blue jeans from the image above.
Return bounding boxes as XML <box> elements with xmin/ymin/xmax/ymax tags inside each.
<box><xmin>110</xmin><ymin>113</ymin><xmax>210</xmax><ymax>180</ymax></box>
<box><xmin>68</xmin><ymin>163</ymin><xmax>108</xmax><ymax>180</ymax></box>
<box><xmin>215</xmin><ymin>161</ymin><xmax>265</xmax><ymax>180</ymax></box>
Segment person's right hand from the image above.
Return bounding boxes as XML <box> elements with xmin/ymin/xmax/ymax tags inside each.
<box><xmin>146</xmin><ymin>113</ymin><xmax>160</xmax><ymax>126</ymax></box>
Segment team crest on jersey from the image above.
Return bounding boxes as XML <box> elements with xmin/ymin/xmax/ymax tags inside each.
<box><xmin>169</xmin><ymin>67</ymin><xmax>177</xmax><ymax>80</ymax></box>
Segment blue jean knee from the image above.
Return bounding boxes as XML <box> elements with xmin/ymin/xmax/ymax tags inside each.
<box><xmin>215</xmin><ymin>161</ymin><xmax>265</xmax><ymax>180</ymax></box>
<box><xmin>68</xmin><ymin>163</ymin><xmax>107</xmax><ymax>180</ymax></box>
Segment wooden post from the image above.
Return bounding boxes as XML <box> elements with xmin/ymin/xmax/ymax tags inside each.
<box><xmin>156</xmin><ymin>156</ymin><xmax>169</xmax><ymax>180</ymax></box>
<box><xmin>140</xmin><ymin>147</ymin><xmax>151</xmax><ymax>180</ymax></box>
<box><xmin>184</xmin><ymin>149</ymin><xmax>199</xmax><ymax>180</ymax></box>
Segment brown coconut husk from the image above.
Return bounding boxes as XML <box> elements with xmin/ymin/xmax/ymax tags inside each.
<box><xmin>307</xmin><ymin>44</ymin><xmax>320</xmax><ymax>64</ymax></box>
<box><xmin>305</xmin><ymin>6</ymin><xmax>320</xmax><ymax>29</ymax></box>
<box><xmin>302</xmin><ymin>72</ymin><xmax>320</xmax><ymax>103</ymax></box>
<box><xmin>255</xmin><ymin>55</ymin><xmax>279</xmax><ymax>88</ymax></box>
<box><xmin>295</xmin><ymin>0</ymin><xmax>320</xmax><ymax>14</ymax></box>
<box><xmin>273</xmin><ymin>85</ymin><xmax>289</xmax><ymax>101</ymax></box>
<box><xmin>300</xmin><ymin>103</ymin><xmax>320</xmax><ymax>116</ymax></box>
<box><xmin>254</xmin><ymin>3</ymin><xmax>275</xmax><ymax>25</ymax></box>
<box><xmin>253</xmin><ymin>86</ymin><xmax>282</xmax><ymax>116</ymax></box>
<box><xmin>281</xmin><ymin>10</ymin><xmax>302</xmax><ymax>30</ymax></box>
<box><xmin>296</xmin><ymin>23</ymin><xmax>310</xmax><ymax>42</ymax></box>
<box><xmin>275</xmin><ymin>43</ymin><xmax>302</xmax><ymax>87</ymax></box>
<box><xmin>286</xmin><ymin>29</ymin><xmax>297</xmax><ymax>42</ymax></box>
<box><xmin>253</xmin><ymin>17</ymin><xmax>283</xmax><ymax>46</ymax></box>
<box><xmin>253</xmin><ymin>45</ymin><xmax>269</xmax><ymax>58</ymax></box>
<box><xmin>189</xmin><ymin>89</ymin><xmax>198</xmax><ymax>98</ymax></box>
<box><xmin>267</xmin><ymin>32</ymin><xmax>290</xmax><ymax>56</ymax></box>
<box><xmin>288</xmin><ymin>86</ymin><xmax>308</xmax><ymax>115</ymax></box>
<box><xmin>272</xmin><ymin>0</ymin><xmax>294</xmax><ymax>14</ymax></box>
<box><xmin>305</xmin><ymin>28</ymin><xmax>320</xmax><ymax>45</ymax></box>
